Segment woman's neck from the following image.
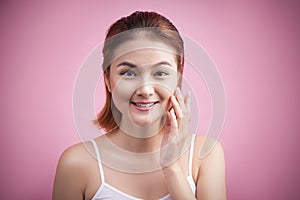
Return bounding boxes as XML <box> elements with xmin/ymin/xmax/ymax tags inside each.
<box><xmin>107</xmin><ymin>119</ymin><xmax>165</xmax><ymax>153</ymax></box>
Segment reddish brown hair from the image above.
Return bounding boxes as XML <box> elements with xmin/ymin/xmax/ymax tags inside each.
<box><xmin>95</xmin><ymin>11</ymin><xmax>184</xmax><ymax>132</ymax></box>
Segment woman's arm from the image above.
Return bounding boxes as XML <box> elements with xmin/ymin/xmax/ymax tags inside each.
<box><xmin>52</xmin><ymin>144</ymin><xmax>87</xmax><ymax>200</ymax></box>
<box><xmin>162</xmin><ymin>137</ymin><xmax>226</xmax><ymax>200</ymax></box>
<box><xmin>196</xmin><ymin>140</ymin><xmax>227</xmax><ymax>200</ymax></box>
<box><xmin>161</xmin><ymin>89</ymin><xmax>196</xmax><ymax>199</ymax></box>
<box><xmin>163</xmin><ymin>163</ymin><xmax>197</xmax><ymax>200</ymax></box>
<box><xmin>161</xmin><ymin>89</ymin><xmax>226</xmax><ymax>199</ymax></box>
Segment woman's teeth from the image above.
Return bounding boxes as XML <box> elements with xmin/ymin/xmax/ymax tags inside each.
<box><xmin>135</xmin><ymin>103</ymin><xmax>155</xmax><ymax>107</ymax></box>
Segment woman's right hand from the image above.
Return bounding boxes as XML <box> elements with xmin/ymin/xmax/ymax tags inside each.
<box><xmin>160</xmin><ymin>88</ymin><xmax>192</xmax><ymax>170</ymax></box>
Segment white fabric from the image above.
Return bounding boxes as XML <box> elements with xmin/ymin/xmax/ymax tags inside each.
<box><xmin>90</xmin><ymin>135</ymin><xmax>196</xmax><ymax>200</ymax></box>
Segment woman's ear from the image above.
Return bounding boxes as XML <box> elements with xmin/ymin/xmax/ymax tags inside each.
<box><xmin>104</xmin><ymin>73</ymin><xmax>111</xmax><ymax>92</ymax></box>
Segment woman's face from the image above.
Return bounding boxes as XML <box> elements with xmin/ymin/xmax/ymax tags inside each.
<box><xmin>106</xmin><ymin>37</ymin><xmax>179</xmax><ymax>129</ymax></box>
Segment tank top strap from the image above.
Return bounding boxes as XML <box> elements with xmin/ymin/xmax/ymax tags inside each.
<box><xmin>188</xmin><ymin>134</ymin><xmax>196</xmax><ymax>177</ymax></box>
<box><xmin>90</xmin><ymin>139</ymin><xmax>106</xmax><ymax>183</ymax></box>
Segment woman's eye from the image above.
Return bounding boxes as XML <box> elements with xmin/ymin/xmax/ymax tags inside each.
<box><xmin>154</xmin><ymin>71</ymin><xmax>169</xmax><ymax>77</ymax></box>
<box><xmin>121</xmin><ymin>70</ymin><xmax>136</xmax><ymax>77</ymax></box>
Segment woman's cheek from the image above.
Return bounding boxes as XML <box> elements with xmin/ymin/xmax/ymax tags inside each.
<box><xmin>153</xmin><ymin>85</ymin><xmax>173</xmax><ymax>111</ymax></box>
<box><xmin>111</xmin><ymin>79</ymin><xmax>137</xmax><ymax>111</ymax></box>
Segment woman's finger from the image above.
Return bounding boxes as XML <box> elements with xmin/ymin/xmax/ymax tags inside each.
<box><xmin>175</xmin><ymin>87</ymin><xmax>186</xmax><ymax>113</ymax></box>
<box><xmin>184</xmin><ymin>90</ymin><xmax>191</xmax><ymax>117</ymax></box>
<box><xmin>170</xmin><ymin>95</ymin><xmax>183</xmax><ymax>127</ymax></box>
<box><xmin>169</xmin><ymin>108</ymin><xmax>178</xmax><ymax>131</ymax></box>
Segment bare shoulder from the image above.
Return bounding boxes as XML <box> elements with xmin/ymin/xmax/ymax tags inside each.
<box><xmin>192</xmin><ymin>134</ymin><xmax>227</xmax><ymax>199</ymax></box>
<box><xmin>53</xmin><ymin>141</ymin><xmax>97</xmax><ymax>200</ymax></box>
<box><xmin>191</xmin><ymin>134</ymin><xmax>225</xmax><ymax>175</ymax></box>
<box><xmin>58</xmin><ymin>141</ymin><xmax>95</xmax><ymax>169</ymax></box>
<box><xmin>193</xmin><ymin>134</ymin><xmax>225</xmax><ymax>162</ymax></box>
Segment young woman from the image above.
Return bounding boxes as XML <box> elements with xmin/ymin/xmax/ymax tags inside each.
<box><xmin>53</xmin><ymin>11</ymin><xmax>226</xmax><ymax>200</ymax></box>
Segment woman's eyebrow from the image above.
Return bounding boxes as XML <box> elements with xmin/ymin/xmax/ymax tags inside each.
<box><xmin>152</xmin><ymin>61</ymin><xmax>173</xmax><ymax>67</ymax></box>
<box><xmin>116</xmin><ymin>61</ymin><xmax>173</xmax><ymax>68</ymax></box>
<box><xmin>116</xmin><ymin>62</ymin><xmax>137</xmax><ymax>68</ymax></box>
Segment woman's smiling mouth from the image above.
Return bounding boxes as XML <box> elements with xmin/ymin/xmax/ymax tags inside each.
<box><xmin>130</xmin><ymin>101</ymin><xmax>159</xmax><ymax>111</ymax></box>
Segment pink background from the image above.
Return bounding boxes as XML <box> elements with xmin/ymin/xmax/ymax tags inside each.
<box><xmin>1</xmin><ymin>1</ymin><xmax>300</xmax><ymax>199</ymax></box>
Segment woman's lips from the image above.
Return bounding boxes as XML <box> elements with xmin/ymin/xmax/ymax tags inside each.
<box><xmin>131</xmin><ymin>101</ymin><xmax>158</xmax><ymax>111</ymax></box>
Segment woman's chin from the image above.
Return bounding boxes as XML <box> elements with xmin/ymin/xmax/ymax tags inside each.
<box><xmin>131</xmin><ymin>117</ymin><xmax>153</xmax><ymax>128</ymax></box>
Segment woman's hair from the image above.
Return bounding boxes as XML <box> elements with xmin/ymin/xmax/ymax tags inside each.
<box><xmin>95</xmin><ymin>11</ymin><xmax>184</xmax><ymax>132</ymax></box>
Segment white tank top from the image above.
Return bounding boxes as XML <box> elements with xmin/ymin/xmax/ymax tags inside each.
<box><xmin>90</xmin><ymin>135</ymin><xmax>196</xmax><ymax>200</ymax></box>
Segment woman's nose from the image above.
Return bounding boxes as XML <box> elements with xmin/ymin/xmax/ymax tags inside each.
<box><xmin>135</xmin><ymin>84</ymin><xmax>154</xmax><ymax>97</ymax></box>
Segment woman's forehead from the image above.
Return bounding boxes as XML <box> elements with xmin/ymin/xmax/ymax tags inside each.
<box><xmin>111</xmin><ymin>37</ymin><xmax>178</xmax><ymax>63</ymax></box>
<box><xmin>112</xmin><ymin>48</ymin><xmax>177</xmax><ymax>68</ymax></box>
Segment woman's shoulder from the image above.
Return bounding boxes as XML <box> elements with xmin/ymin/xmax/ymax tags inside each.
<box><xmin>56</xmin><ymin>141</ymin><xmax>97</xmax><ymax>175</ymax></box>
<box><xmin>192</xmin><ymin>134</ymin><xmax>226</xmax><ymax>198</ymax></box>
<box><xmin>193</xmin><ymin>134</ymin><xmax>225</xmax><ymax>163</ymax></box>
<box><xmin>53</xmin><ymin>141</ymin><xmax>99</xmax><ymax>198</ymax></box>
